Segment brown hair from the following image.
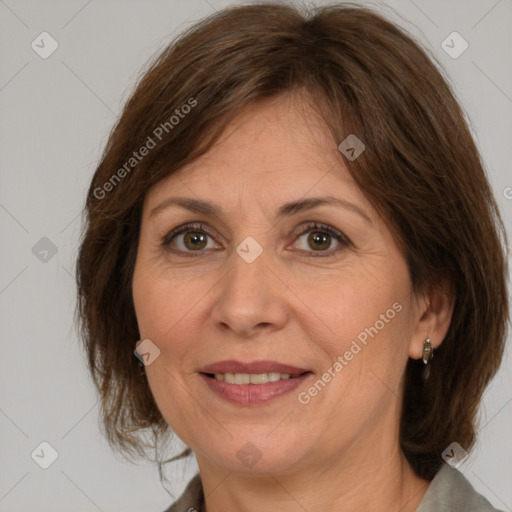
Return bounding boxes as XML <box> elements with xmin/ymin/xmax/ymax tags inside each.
<box><xmin>76</xmin><ymin>1</ymin><xmax>509</xmax><ymax>480</ymax></box>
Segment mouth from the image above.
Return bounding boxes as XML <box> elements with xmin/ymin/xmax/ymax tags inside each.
<box><xmin>202</xmin><ymin>371</ymin><xmax>307</xmax><ymax>384</ymax></box>
<box><xmin>198</xmin><ymin>360</ymin><xmax>313</xmax><ymax>405</ymax></box>
<box><xmin>199</xmin><ymin>359</ymin><xmax>311</xmax><ymax>375</ymax></box>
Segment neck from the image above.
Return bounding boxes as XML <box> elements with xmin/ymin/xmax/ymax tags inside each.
<box><xmin>197</xmin><ymin>437</ymin><xmax>430</xmax><ymax>512</ymax></box>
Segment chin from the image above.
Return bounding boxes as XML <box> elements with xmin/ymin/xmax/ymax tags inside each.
<box><xmin>196</xmin><ymin>429</ymin><xmax>311</xmax><ymax>475</ymax></box>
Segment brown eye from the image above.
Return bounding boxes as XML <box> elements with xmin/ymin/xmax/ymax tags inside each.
<box><xmin>163</xmin><ymin>223</ymin><xmax>220</xmax><ymax>256</ymax></box>
<box><xmin>292</xmin><ymin>222</ymin><xmax>349</xmax><ymax>256</ymax></box>
<box><xmin>307</xmin><ymin>231</ymin><xmax>332</xmax><ymax>251</ymax></box>
<box><xmin>182</xmin><ymin>231</ymin><xmax>208</xmax><ymax>251</ymax></box>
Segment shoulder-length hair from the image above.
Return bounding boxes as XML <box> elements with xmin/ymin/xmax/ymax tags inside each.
<box><xmin>76</xmin><ymin>1</ymin><xmax>509</xmax><ymax>480</ymax></box>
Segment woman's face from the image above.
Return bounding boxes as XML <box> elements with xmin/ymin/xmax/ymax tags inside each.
<box><xmin>132</xmin><ymin>94</ymin><xmax>430</xmax><ymax>476</ymax></box>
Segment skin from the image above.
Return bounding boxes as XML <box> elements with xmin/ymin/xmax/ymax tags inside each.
<box><xmin>132</xmin><ymin>93</ymin><xmax>454</xmax><ymax>512</ymax></box>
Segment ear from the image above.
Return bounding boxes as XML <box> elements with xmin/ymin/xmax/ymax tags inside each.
<box><xmin>408</xmin><ymin>279</ymin><xmax>455</xmax><ymax>360</ymax></box>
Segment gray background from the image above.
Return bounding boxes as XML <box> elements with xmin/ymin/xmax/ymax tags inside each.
<box><xmin>0</xmin><ymin>0</ymin><xmax>511</xmax><ymax>510</ymax></box>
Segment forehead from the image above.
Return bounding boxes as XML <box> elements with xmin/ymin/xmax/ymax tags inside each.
<box><xmin>143</xmin><ymin>93</ymin><xmax>367</xmax><ymax>212</ymax></box>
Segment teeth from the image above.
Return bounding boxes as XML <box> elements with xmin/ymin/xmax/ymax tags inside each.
<box><xmin>213</xmin><ymin>372</ymin><xmax>294</xmax><ymax>384</ymax></box>
<box><xmin>234</xmin><ymin>373</ymin><xmax>250</xmax><ymax>384</ymax></box>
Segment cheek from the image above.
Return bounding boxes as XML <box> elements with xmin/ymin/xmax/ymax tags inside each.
<box><xmin>308</xmin><ymin>265</ymin><xmax>409</xmax><ymax>347</ymax></box>
<box><xmin>303</xmin><ymin>258</ymin><xmax>414</xmax><ymax>391</ymax></box>
<box><xmin>132</xmin><ymin>261</ymin><xmax>213</xmax><ymax>374</ymax></box>
<box><xmin>299</xmin><ymin>289</ymin><xmax>412</xmax><ymax>438</ymax></box>
<box><xmin>133</xmin><ymin>254</ymin><xmax>187</xmax><ymax>336</ymax></box>
<box><xmin>132</xmin><ymin>267</ymin><xmax>204</xmax><ymax>440</ymax></box>
<box><xmin>132</xmin><ymin>268</ymin><xmax>165</xmax><ymax>338</ymax></box>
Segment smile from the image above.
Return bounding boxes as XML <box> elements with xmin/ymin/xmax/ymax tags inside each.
<box><xmin>199</xmin><ymin>370</ymin><xmax>312</xmax><ymax>405</ymax></box>
<box><xmin>211</xmin><ymin>372</ymin><xmax>301</xmax><ymax>384</ymax></box>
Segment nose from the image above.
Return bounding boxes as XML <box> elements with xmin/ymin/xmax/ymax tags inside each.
<box><xmin>209</xmin><ymin>246</ymin><xmax>289</xmax><ymax>339</ymax></box>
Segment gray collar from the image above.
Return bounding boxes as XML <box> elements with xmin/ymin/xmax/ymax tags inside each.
<box><xmin>416</xmin><ymin>463</ymin><xmax>501</xmax><ymax>511</ymax></box>
<box><xmin>164</xmin><ymin>464</ymin><xmax>501</xmax><ymax>512</ymax></box>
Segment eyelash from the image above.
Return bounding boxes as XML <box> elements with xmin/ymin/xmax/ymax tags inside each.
<box><xmin>161</xmin><ymin>221</ymin><xmax>350</xmax><ymax>258</ymax></box>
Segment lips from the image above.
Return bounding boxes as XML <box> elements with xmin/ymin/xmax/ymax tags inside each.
<box><xmin>198</xmin><ymin>360</ymin><xmax>313</xmax><ymax>405</ymax></box>
<box><xmin>200</xmin><ymin>360</ymin><xmax>310</xmax><ymax>376</ymax></box>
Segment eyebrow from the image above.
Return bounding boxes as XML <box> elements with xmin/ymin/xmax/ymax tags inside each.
<box><xmin>149</xmin><ymin>196</ymin><xmax>372</xmax><ymax>225</ymax></box>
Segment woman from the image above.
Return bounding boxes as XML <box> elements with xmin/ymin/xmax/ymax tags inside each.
<box><xmin>76</xmin><ymin>2</ymin><xmax>509</xmax><ymax>511</ymax></box>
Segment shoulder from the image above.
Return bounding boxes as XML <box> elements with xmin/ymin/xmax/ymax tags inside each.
<box><xmin>416</xmin><ymin>464</ymin><xmax>503</xmax><ymax>512</ymax></box>
<box><xmin>162</xmin><ymin>473</ymin><xmax>203</xmax><ymax>512</ymax></box>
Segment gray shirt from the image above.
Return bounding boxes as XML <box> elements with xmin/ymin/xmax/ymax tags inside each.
<box><xmin>163</xmin><ymin>463</ymin><xmax>501</xmax><ymax>511</ymax></box>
